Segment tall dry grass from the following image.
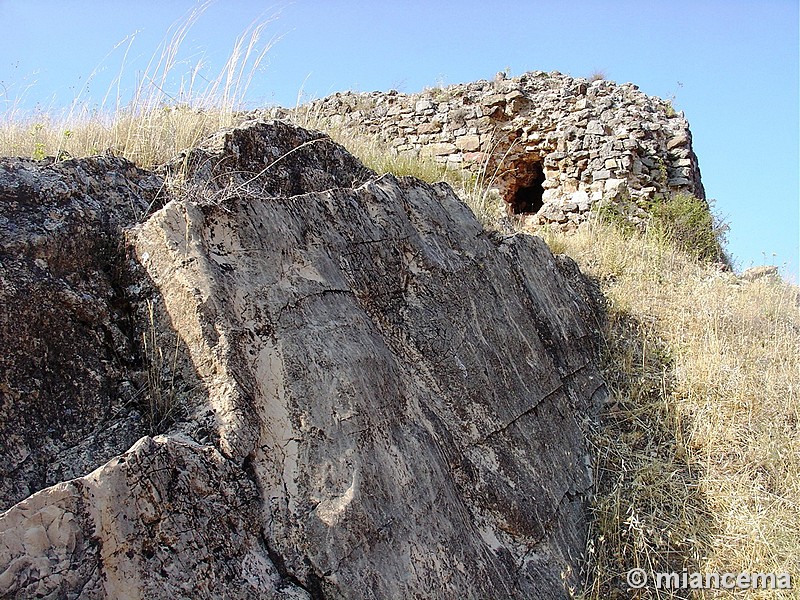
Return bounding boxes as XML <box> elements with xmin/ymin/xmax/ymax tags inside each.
<box><xmin>289</xmin><ymin>103</ymin><xmax>510</xmax><ymax>226</ymax></box>
<box><xmin>0</xmin><ymin>1</ymin><xmax>276</xmax><ymax>168</ymax></box>
<box><xmin>541</xmin><ymin>220</ymin><xmax>799</xmax><ymax>599</ymax></box>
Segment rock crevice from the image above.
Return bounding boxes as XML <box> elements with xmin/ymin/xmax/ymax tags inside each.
<box><xmin>1</xmin><ymin>120</ymin><xmax>607</xmax><ymax>598</ymax></box>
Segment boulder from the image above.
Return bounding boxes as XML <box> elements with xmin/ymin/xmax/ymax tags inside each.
<box><xmin>0</xmin><ymin>121</ymin><xmax>606</xmax><ymax>598</ymax></box>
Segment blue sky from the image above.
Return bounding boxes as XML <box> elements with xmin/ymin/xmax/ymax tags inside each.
<box><xmin>1</xmin><ymin>0</ymin><xmax>797</xmax><ymax>279</ymax></box>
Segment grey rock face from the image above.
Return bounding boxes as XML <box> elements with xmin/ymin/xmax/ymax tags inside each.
<box><xmin>1</xmin><ymin>121</ymin><xmax>606</xmax><ymax>598</ymax></box>
<box><xmin>0</xmin><ymin>156</ymin><xmax>163</xmax><ymax>509</ymax></box>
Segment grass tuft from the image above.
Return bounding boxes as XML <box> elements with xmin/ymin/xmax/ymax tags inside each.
<box><xmin>290</xmin><ymin>104</ymin><xmax>508</xmax><ymax>227</ymax></box>
<box><xmin>0</xmin><ymin>2</ymin><xmax>276</xmax><ymax>168</ymax></box>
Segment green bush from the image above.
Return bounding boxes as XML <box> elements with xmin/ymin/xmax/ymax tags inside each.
<box><xmin>648</xmin><ymin>193</ymin><xmax>728</xmax><ymax>262</ymax></box>
<box><xmin>591</xmin><ymin>193</ymin><xmax>728</xmax><ymax>264</ymax></box>
<box><xmin>591</xmin><ymin>200</ymin><xmax>639</xmax><ymax>237</ymax></box>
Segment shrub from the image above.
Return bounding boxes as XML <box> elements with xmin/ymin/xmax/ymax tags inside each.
<box><xmin>588</xmin><ymin>69</ymin><xmax>607</xmax><ymax>82</ymax></box>
<box><xmin>591</xmin><ymin>200</ymin><xmax>639</xmax><ymax>237</ymax></box>
<box><xmin>647</xmin><ymin>193</ymin><xmax>728</xmax><ymax>262</ymax></box>
<box><xmin>591</xmin><ymin>193</ymin><xmax>729</xmax><ymax>265</ymax></box>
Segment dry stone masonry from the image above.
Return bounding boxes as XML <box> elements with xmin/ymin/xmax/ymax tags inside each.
<box><xmin>281</xmin><ymin>71</ymin><xmax>705</xmax><ymax>229</ymax></box>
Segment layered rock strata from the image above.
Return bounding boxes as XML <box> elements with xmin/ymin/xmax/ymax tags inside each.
<box><xmin>1</xmin><ymin>120</ymin><xmax>606</xmax><ymax>598</ymax></box>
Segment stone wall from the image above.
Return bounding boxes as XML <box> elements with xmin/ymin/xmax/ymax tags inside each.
<box><xmin>277</xmin><ymin>71</ymin><xmax>705</xmax><ymax>230</ymax></box>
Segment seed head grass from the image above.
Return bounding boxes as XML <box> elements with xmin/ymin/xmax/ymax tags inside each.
<box><xmin>541</xmin><ymin>220</ymin><xmax>799</xmax><ymax>599</ymax></box>
<box><xmin>0</xmin><ymin>1</ymin><xmax>275</xmax><ymax>168</ymax></box>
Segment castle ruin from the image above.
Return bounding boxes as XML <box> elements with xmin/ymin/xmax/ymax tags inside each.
<box><xmin>278</xmin><ymin>71</ymin><xmax>705</xmax><ymax>230</ymax></box>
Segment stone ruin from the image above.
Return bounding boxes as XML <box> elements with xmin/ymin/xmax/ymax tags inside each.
<box><xmin>276</xmin><ymin>71</ymin><xmax>705</xmax><ymax>230</ymax></box>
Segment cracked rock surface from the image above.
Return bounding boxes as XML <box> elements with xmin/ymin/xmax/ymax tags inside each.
<box><xmin>1</xmin><ymin>120</ymin><xmax>606</xmax><ymax>598</ymax></box>
<box><xmin>0</xmin><ymin>155</ymin><xmax>163</xmax><ymax>510</ymax></box>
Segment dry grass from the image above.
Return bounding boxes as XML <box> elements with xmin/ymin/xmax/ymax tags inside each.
<box><xmin>0</xmin><ymin>2</ymin><xmax>275</xmax><ymax>168</ymax></box>
<box><xmin>336</xmin><ymin>131</ymin><xmax>504</xmax><ymax>225</ymax></box>
<box><xmin>541</xmin><ymin>220</ymin><xmax>799</xmax><ymax>598</ymax></box>
<box><xmin>0</xmin><ymin>105</ymin><xmax>249</xmax><ymax>168</ymax></box>
<box><xmin>290</xmin><ymin>104</ymin><xmax>508</xmax><ymax>226</ymax></box>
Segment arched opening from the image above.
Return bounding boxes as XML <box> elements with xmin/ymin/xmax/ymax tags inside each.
<box><xmin>508</xmin><ymin>162</ymin><xmax>545</xmax><ymax>214</ymax></box>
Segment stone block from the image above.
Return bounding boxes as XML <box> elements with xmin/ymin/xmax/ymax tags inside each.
<box><xmin>417</xmin><ymin>122</ymin><xmax>442</xmax><ymax>134</ymax></box>
<box><xmin>542</xmin><ymin>190</ymin><xmax>559</xmax><ymax>204</ymax></box>
<box><xmin>463</xmin><ymin>152</ymin><xmax>489</xmax><ymax>164</ymax></box>
<box><xmin>455</xmin><ymin>135</ymin><xmax>481</xmax><ymax>152</ymax></box>
<box><xmin>668</xmin><ymin>177</ymin><xmax>691</xmax><ymax>186</ymax></box>
<box><xmin>667</xmin><ymin>134</ymin><xmax>689</xmax><ymax>150</ymax></box>
<box><xmin>570</xmin><ymin>190</ymin><xmax>589</xmax><ymax>210</ymax></box>
<box><xmin>671</xmin><ymin>166</ymin><xmax>693</xmax><ymax>178</ymax></box>
<box><xmin>562</xmin><ymin>178</ymin><xmax>579</xmax><ymax>193</ymax></box>
<box><xmin>483</xmin><ymin>94</ymin><xmax>507</xmax><ymax>107</ymax></box>
<box><xmin>420</xmin><ymin>142</ymin><xmax>458</xmax><ymax>157</ymax></box>
<box><xmin>586</xmin><ymin>120</ymin><xmax>607</xmax><ymax>135</ymax></box>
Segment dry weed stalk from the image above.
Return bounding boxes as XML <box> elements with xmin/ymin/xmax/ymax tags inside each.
<box><xmin>0</xmin><ymin>2</ymin><xmax>277</xmax><ymax>168</ymax></box>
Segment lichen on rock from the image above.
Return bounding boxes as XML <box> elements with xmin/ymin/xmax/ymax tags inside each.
<box><xmin>1</xmin><ymin>119</ymin><xmax>607</xmax><ymax>598</ymax></box>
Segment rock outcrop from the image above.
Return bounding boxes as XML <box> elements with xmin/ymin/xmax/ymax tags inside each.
<box><xmin>0</xmin><ymin>156</ymin><xmax>164</xmax><ymax>509</ymax></box>
<box><xmin>277</xmin><ymin>71</ymin><xmax>705</xmax><ymax>229</ymax></box>
<box><xmin>0</xmin><ymin>120</ymin><xmax>606</xmax><ymax>598</ymax></box>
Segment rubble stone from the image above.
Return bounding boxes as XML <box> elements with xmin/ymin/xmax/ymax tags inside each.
<box><xmin>285</xmin><ymin>71</ymin><xmax>706</xmax><ymax>223</ymax></box>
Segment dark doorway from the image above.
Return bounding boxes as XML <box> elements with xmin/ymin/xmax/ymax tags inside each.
<box><xmin>509</xmin><ymin>163</ymin><xmax>545</xmax><ymax>214</ymax></box>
